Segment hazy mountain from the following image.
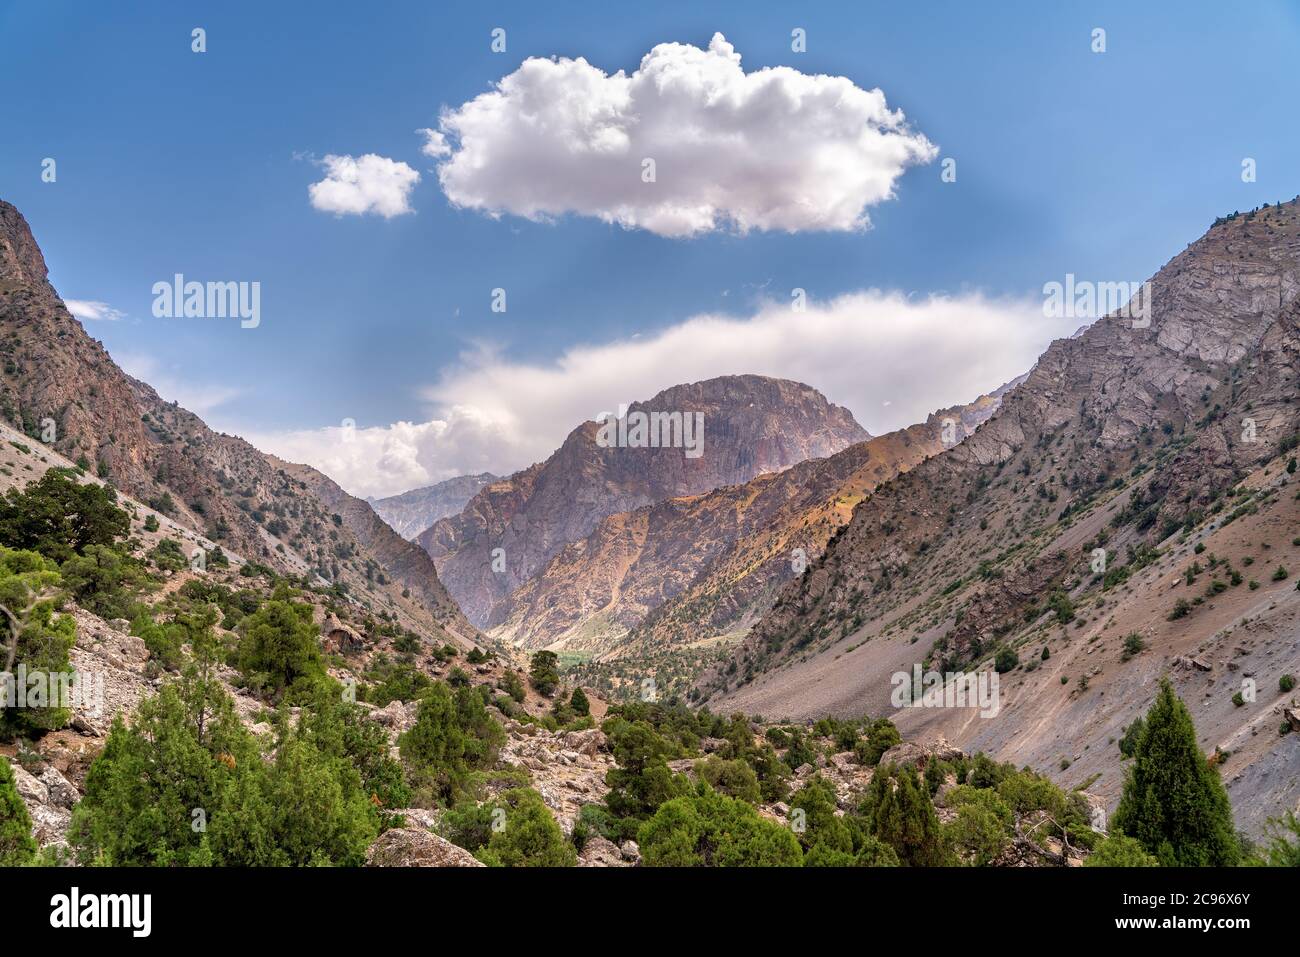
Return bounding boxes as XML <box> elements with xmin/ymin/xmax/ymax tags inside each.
<box><xmin>369</xmin><ymin>473</ymin><xmax>498</xmax><ymax>540</ymax></box>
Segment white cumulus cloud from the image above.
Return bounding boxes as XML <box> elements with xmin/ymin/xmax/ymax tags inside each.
<box><xmin>425</xmin><ymin>32</ymin><xmax>937</xmax><ymax>238</ymax></box>
<box><xmin>308</xmin><ymin>153</ymin><xmax>421</xmax><ymax>218</ymax></box>
<box><xmin>244</xmin><ymin>291</ymin><xmax>1076</xmax><ymax>498</ymax></box>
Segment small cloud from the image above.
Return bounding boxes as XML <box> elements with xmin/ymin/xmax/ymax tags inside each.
<box><xmin>66</xmin><ymin>299</ymin><xmax>125</xmax><ymax>322</ymax></box>
<box><xmin>417</xmin><ymin>128</ymin><xmax>451</xmax><ymax>158</ymax></box>
<box><xmin>308</xmin><ymin>153</ymin><xmax>421</xmax><ymax>218</ymax></box>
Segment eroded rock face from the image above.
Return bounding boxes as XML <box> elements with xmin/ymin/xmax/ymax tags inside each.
<box><xmin>711</xmin><ymin>203</ymin><xmax>1300</xmax><ymax>697</ymax></box>
<box><xmin>0</xmin><ymin>199</ymin><xmax>478</xmax><ymax>652</ymax></box>
<box><xmin>495</xmin><ymin>389</ymin><xmax>1008</xmax><ymax>658</ymax></box>
<box><xmin>705</xmin><ymin>202</ymin><xmax>1300</xmax><ymax>841</ymax></box>
<box><xmin>10</xmin><ymin>760</ymin><xmax>77</xmax><ymax>848</ymax></box>
<box><xmin>364</xmin><ymin>828</ymin><xmax>485</xmax><ymax>867</ymax></box>
<box><xmin>419</xmin><ymin>375</ymin><xmax>871</xmax><ymax>629</ymax></box>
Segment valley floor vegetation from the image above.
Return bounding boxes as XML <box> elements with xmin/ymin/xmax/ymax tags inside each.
<box><xmin>0</xmin><ymin>469</ymin><xmax>1297</xmax><ymax>867</ymax></box>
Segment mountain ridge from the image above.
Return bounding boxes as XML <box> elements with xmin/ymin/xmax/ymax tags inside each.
<box><xmin>0</xmin><ymin>199</ymin><xmax>479</xmax><ymax>646</ymax></box>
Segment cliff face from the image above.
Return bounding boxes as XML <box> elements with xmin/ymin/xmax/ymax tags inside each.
<box><xmin>368</xmin><ymin>473</ymin><xmax>498</xmax><ymax>540</ymax></box>
<box><xmin>699</xmin><ymin>200</ymin><xmax>1300</xmax><ymax>838</ymax></box>
<box><xmin>418</xmin><ymin>375</ymin><xmax>870</xmax><ymax>627</ymax></box>
<box><xmin>0</xmin><ymin>199</ymin><xmax>479</xmax><ymax>646</ymax></box>
<box><xmin>493</xmin><ymin>386</ymin><xmax>1009</xmax><ymax>657</ymax></box>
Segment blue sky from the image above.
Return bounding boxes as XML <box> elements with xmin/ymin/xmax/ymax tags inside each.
<box><xmin>3</xmin><ymin>1</ymin><xmax>1298</xmax><ymax>496</ymax></box>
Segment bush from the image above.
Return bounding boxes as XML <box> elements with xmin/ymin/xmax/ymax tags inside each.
<box><xmin>1121</xmin><ymin>632</ymin><xmax>1146</xmax><ymax>661</ymax></box>
<box><xmin>149</xmin><ymin>537</ymin><xmax>188</xmax><ymax>572</ymax></box>
<box><xmin>60</xmin><ymin>544</ymin><xmax>148</xmax><ymax>620</ymax></box>
<box><xmin>696</xmin><ymin>756</ymin><xmax>761</xmax><ymax>804</ymax></box>
<box><xmin>501</xmin><ymin>670</ymin><xmax>526</xmax><ymax>703</ymax></box>
<box><xmin>570</xmin><ymin>686</ymin><xmax>590</xmax><ymax>717</ymax></box>
<box><xmin>601</xmin><ymin>718</ymin><xmax>688</xmax><ymax>837</ymax></box>
<box><xmin>859</xmin><ymin>764</ymin><xmax>949</xmax><ymax>866</ymax></box>
<box><xmin>637</xmin><ymin>785</ymin><xmax>803</xmax><ymax>866</ymax></box>
<box><xmin>1260</xmin><ymin>811</ymin><xmax>1300</xmax><ymax>866</ymax></box>
<box><xmin>0</xmin><ymin>547</ymin><xmax>76</xmax><ymax>739</ymax></box>
<box><xmin>528</xmin><ymin>650</ymin><xmax>560</xmax><ymax>697</ymax></box>
<box><xmin>944</xmin><ymin>802</ymin><xmax>1009</xmax><ymax>866</ymax></box>
<box><xmin>235</xmin><ymin>598</ymin><xmax>325</xmax><ymax>698</ymax></box>
<box><xmin>1047</xmin><ymin>590</ymin><xmax>1075</xmax><ymax>624</ymax></box>
<box><xmin>994</xmin><ymin>647</ymin><xmax>1019</xmax><ymax>673</ymax></box>
<box><xmin>475</xmin><ymin>788</ymin><xmax>577</xmax><ymax>867</ymax></box>
<box><xmin>0</xmin><ymin>470</ymin><xmax>129</xmax><ymax>563</ymax></box>
<box><xmin>0</xmin><ymin>757</ymin><xmax>37</xmax><ymax>865</ymax></box>
<box><xmin>854</xmin><ymin>717</ymin><xmax>901</xmax><ymax>766</ymax></box>
<box><xmin>1118</xmin><ymin>716</ymin><xmax>1145</xmax><ymax>758</ymax></box>
<box><xmin>1281</xmin><ymin>674</ymin><xmax>1296</xmax><ymax>693</ymax></box>
<box><xmin>789</xmin><ymin>776</ymin><xmax>853</xmax><ymax>860</ymax></box>
<box><xmin>1085</xmin><ymin>833</ymin><xmax>1160</xmax><ymax>866</ymax></box>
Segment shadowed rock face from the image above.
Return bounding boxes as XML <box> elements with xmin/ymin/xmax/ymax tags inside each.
<box><xmin>418</xmin><ymin>374</ymin><xmax>870</xmax><ymax>628</ymax></box>
<box><xmin>701</xmin><ymin>199</ymin><xmax>1300</xmax><ymax>838</ymax></box>
<box><xmin>0</xmin><ymin>199</ymin><xmax>477</xmax><ymax>645</ymax></box>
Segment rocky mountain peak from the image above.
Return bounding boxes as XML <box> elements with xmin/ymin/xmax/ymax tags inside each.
<box><xmin>418</xmin><ymin>374</ymin><xmax>870</xmax><ymax>627</ymax></box>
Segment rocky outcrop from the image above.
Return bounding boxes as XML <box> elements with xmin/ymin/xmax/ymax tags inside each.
<box><xmin>364</xmin><ymin>828</ymin><xmax>485</xmax><ymax>867</ymax></box>
<box><xmin>496</xmin><ymin>724</ymin><xmax>612</xmax><ymax>833</ymax></box>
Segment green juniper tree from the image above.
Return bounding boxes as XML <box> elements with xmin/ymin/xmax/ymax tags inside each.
<box><xmin>1111</xmin><ymin>679</ymin><xmax>1238</xmax><ymax>866</ymax></box>
<box><xmin>0</xmin><ymin>546</ymin><xmax>76</xmax><ymax>739</ymax></box>
<box><xmin>860</xmin><ymin>763</ymin><xmax>950</xmax><ymax>866</ymax></box>
<box><xmin>528</xmin><ymin>650</ymin><xmax>560</xmax><ymax>697</ymax></box>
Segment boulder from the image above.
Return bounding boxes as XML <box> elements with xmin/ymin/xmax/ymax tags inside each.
<box><xmin>38</xmin><ymin>766</ymin><xmax>79</xmax><ymax>810</ymax></box>
<box><xmin>578</xmin><ymin>836</ymin><xmax>628</xmax><ymax>867</ymax></box>
<box><xmin>364</xmin><ymin>828</ymin><xmax>484</xmax><ymax>867</ymax></box>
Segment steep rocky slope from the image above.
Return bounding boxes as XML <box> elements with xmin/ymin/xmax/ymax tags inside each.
<box><xmin>418</xmin><ymin>375</ymin><xmax>869</xmax><ymax>628</ymax></box>
<box><xmin>0</xmin><ymin>199</ymin><xmax>477</xmax><ymax>647</ymax></box>
<box><xmin>369</xmin><ymin>472</ymin><xmax>497</xmax><ymax>540</ymax></box>
<box><xmin>494</xmin><ymin>385</ymin><xmax>1010</xmax><ymax>658</ymax></box>
<box><xmin>701</xmin><ymin>199</ymin><xmax>1300</xmax><ymax>837</ymax></box>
